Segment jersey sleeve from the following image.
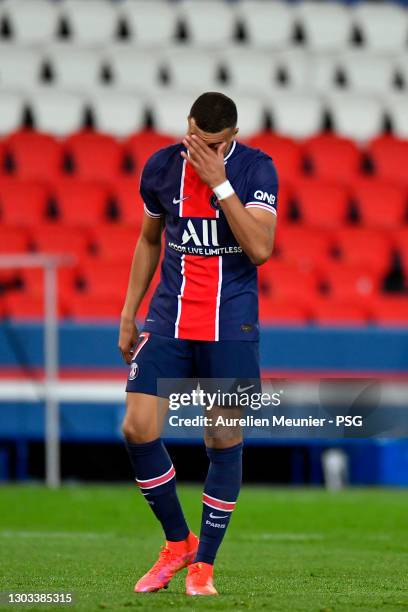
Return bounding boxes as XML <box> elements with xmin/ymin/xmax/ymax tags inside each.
<box><xmin>244</xmin><ymin>157</ymin><xmax>279</xmax><ymax>216</ymax></box>
<box><xmin>140</xmin><ymin>155</ymin><xmax>165</xmax><ymax>219</ymax></box>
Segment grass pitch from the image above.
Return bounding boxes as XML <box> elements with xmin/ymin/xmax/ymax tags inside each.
<box><xmin>0</xmin><ymin>485</ymin><xmax>407</xmax><ymax>611</ymax></box>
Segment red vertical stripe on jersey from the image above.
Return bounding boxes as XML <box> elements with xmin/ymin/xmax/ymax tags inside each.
<box><xmin>177</xmin><ymin>255</ymin><xmax>220</xmax><ymax>341</ymax></box>
<box><xmin>181</xmin><ymin>162</ymin><xmax>217</xmax><ymax>218</ymax></box>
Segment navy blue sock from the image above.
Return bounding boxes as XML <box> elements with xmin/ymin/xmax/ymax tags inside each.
<box><xmin>125</xmin><ymin>438</ymin><xmax>189</xmax><ymax>542</ymax></box>
<box><xmin>195</xmin><ymin>442</ymin><xmax>243</xmax><ymax>565</ymax></box>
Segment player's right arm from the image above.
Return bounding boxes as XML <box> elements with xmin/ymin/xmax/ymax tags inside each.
<box><xmin>119</xmin><ymin>153</ymin><xmax>165</xmax><ymax>364</ymax></box>
<box><xmin>118</xmin><ymin>213</ymin><xmax>163</xmax><ymax>364</ymax></box>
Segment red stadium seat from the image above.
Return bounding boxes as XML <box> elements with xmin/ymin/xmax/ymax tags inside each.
<box><xmin>4</xmin><ymin>292</ymin><xmax>66</xmax><ymax>318</ymax></box>
<box><xmin>110</xmin><ymin>177</ymin><xmax>144</xmax><ymax>227</ymax></box>
<box><xmin>293</xmin><ymin>179</ymin><xmax>350</xmax><ymax>229</ymax></box>
<box><xmin>64</xmin><ymin>131</ymin><xmax>124</xmax><ymax>181</ymax></box>
<box><xmin>124</xmin><ymin>130</ymin><xmax>176</xmax><ymax>173</ymax></box>
<box><xmin>18</xmin><ymin>266</ymin><xmax>77</xmax><ymax>295</ymax></box>
<box><xmin>311</xmin><ymin>297</ymin><xmax>369</xmax><ymax>325</ymax></box>
<box><xmin>32</xmin><ymin>225</ymin><xmax>91</xmax><ymax>258</ymax></box>
<box><xmin>258</xmin><ymin>259</ymin><xmax>319</xmax><ymax>299</ymax></box>
<box><xmin>0</xmin><ymin>139</ymin><xmax>6</xmax><ymax>175</ymax></box>
<box><xmin>53</xmin><ymin>178</ymin><xmax>110</xmax><ymax>227</ymax></box>
<box><xmin>245</xmin><ymin>132</ymin><xmax>303</xmax><ymax>184</ymax></box>
<box><xmin>320</xmin><ymin>262</ymin><xmax>381</xmax><ymax>299</ymax></box>
<box><xmin>275</xmin><ymin>226</ymin><xmax>334</xmax><ymax>268</ymax></box>
<box><xmin>302</xmin><ymin>133</ymin><xmax>361</xmax><ymax>184</ymax></box>
<box><xmin>78</xmin><ymin>258</ymin><xmax>131</xmax><ymax>296</ymax></box>
<box><xmin>0</xmin><ymin>178</ymin><xmax>50</xmax><ymax>226</ymax></box>
<box><xmin>65</xmin><ymin>294</ymin><xmax>122</xmax><ymax>320</ymax></box>
<box><xmin>370</xmin><ymin>296</ymin><xmax>408</xmax><ymax>326</ymax></box>
<box><xmin>334</xmin><ymin>227</ymin><xmax>392</xmax><ymax>272</ymax></box>
<box><xmin>4</xmin><ymin>130</ymin><xmax>63</xmax><ymax>181</ymax></box>
<box><xmin>90</xmin><ymin>224</ymin><xmax>139</xmax><ymax>262</ymax></box>
<box><xmin>351</xmin><ymin>178</ymin><xmax>407</xmax><ymax>229</ymax></box>
<box><xmin>0</xmin><ymin>228</ymin><xmax>30</xmax><ymax>253</ymax></box>
<box><xmin>368</xmin><ymin>135</ymin><xmax>408</xmax><ymax>186</ymax></box>
<box><xmin>258</xmin><ymin>294</ymin><xmax>309</xmax><ymax>324</ymax></box>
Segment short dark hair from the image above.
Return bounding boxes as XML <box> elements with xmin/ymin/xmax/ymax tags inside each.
<box><xmin>190</xmin><ymin>92</ymin><xmax>237</xmax><ymax>133</ymax></box>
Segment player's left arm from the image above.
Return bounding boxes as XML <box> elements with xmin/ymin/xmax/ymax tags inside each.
<box><xmin>182</xmin><ymin>135</ymin><xmax>277</xmax><ymax>266</ymax></box>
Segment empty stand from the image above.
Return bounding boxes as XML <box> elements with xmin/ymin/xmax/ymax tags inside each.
<box><xmin>105</xmin><ymin>47</ymin><xmax>163</xmax><ymax>92</ymax></box>
<box><xmin>275</xmin><ymin>226</ymin><xmax>334</xmax><ymax>269</ymax></box>
<box><xmin>32</xmin><ymin>225</ymin><xmax>91</xmax><ymax>259</ymax></box>
<box><xmin>293</xmin><ymin>179</ymin><xmax>350</xmax><ymax>229</ymax></box>
<box><xmin>296</xmin><ymin>1</ymin><xmax>353</xmax><ymax>51</ymax></box>
<box><xmin>47</xmin><ymin>46</ymin><xmax>104</xmax><ymax>90</ymax></box>
<box><xmin>64</xmin><ymin>131</ymin><xmax>124</xmax><ymax>181</ymax></box>
<box><xmin>368</xmin><ymin>136</ymin><xmax>408</xmax><ymax>186</ymax></box>
<box><xmin>53</xmin><ymin>179</ymin><xmax>110</xmax><ymax>227</ymax></box>
<box><xmin>29</xmin><ymin>91</ymin><xmax>86</xmax><ymax>136</ymax></box>
<box><xmin>90</xmin><ymin>225</ymin><xmax>139</xmax><ymax>262</ymax></box>
<box><xmin>0</xmin><ymin>178</ymin><xmax>50</xmax><ymax>226</ymax></box>
<box><xmin>267</xmin><ymin>93</ymin><xmax>324</xmax><ymax>139</ymax></box>
<box><xmin>320</xmin><ymin>262</ymin><xmax>381</xmax><ymax>300</ymax></box>
<box><xmin>178</xmin><ymin>0</ymin><xmax>237</xmax><ymax>47</ymax></box>
<box><xmin>303</xmin><ymin>134</ymin><xmax>361</xmax><ymax>183</ymax></box>
<box><xmin>0</xmin><ymin>227</ymin><xmax>29</xmax><ymax>253</ymax></box>
<box><xmin>119</xmin><ymin>0</ymin><xmax>178</xmax><ymax>46</ymax></box>
<box><xmin>334</xmin><ymin>227</ymin><xmax>393</xmax><ymax>273</ymax></box>
<box><xmin>110</xmin><ymin>177</ymin><xmax>144</xmax><ymax>226</ymax></box>
<box><xmin>312</xmin><ymin>298</ymin><xmax>368</xmax><ymax>325</ymax></box>
<box><xmin>351</xmin><ymin>178</ymin><xmax>407</xmax><ymax>229</ymax></box>
<box><xmin>336</xmin><ymin>53</ymin><xmax>396</xmax><ymax>96</ymax></box>
<box><xmin>237</xmin><ymin>0</ymin><xmax>296</xmax><ymax>49</ymax></box>
<box><xmin>1</xmin><ymin>0</ymin><xmax>60</xmax><ymax>45</ymax></box>
<box><xmin>124</xmin><ymin>131</ymin><xmax>176</xmax><ymax>172</ymax></box>
<box><xmin>0</xmin><ymin>45</ymin><xmax>42</xmax><ymax>89</ymax></box>
<box><xmin>328</xmin><ymin>94</ymin><xmax>385</xmax><ymax>141</ymax></box>
<box><xmin>165</xmin><ymin>50</ymin><xmax>222</xmax><ymax>92</ymax></box>
<box><xmin>246</xmin><ymin>133</ymin><xmax>303</xmax><ymax>184</ymax></box>
<box><xmin>91</xmin><ymin>92</ymin><xmax>146</xmax><ymax>137</ymax></box>
<box><xmin>60</xmin><ymin>0</ymin><xmax>119</xmax><ymax>45</ymax></box>
<box><xmin>370</xmin><ymin>296</ymin><xmax>408</xmax><ymax>325</ymax></box>
<box><xmin>5</xmin><ymin>131</ymin><xmax>63</xmax><ymax>181</ymax></box>
<box><xmin>353</xmin><ymin>3</ymin><xmax>408</xmax><ymax>53</ymax></box>
<box><xmin>0</xmin><ymin>92</ymin><xmax>25</xmax><ymax>135</ymax></box>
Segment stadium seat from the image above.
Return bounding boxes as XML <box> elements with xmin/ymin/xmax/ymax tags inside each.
<box><xmin>165</xmin><ymin>50</ymin><xmax>223</xmax><ymax>92</ymax></box>
<box><xmin>370</xmin><ymin>296</ymin><xmax>408</xmax><ymax>326</ymax></box>
<box><xmin>393</xmin><ymin>228</ymin><xmax>408</xmax><ymax>275</ymax></box>
<box><xmin>274</xmin><ymin>49</ymin><xmax>314</xmax><ymax>91</ymax></box>
<box><xmin>105</xmin><ymin>46</ymin><xmax>163</xmax><ymax>93</ymax></box>
<box><xmin>258</xmin><ymin>259</ymin><xmax>319</xmax><ymax>300</ymax></box>
<box><xmin>0</xmin><ymin>45</ymin><xmax>42</xmax><ymax>89</ymax></box>
<box><xmin>1</xmin><ymin>0</ymin><xmax>60</xmax><ymax>45</ymax></box>
<box><xmin>237</xmin><ymin>0</ymin><xmax>296</xmax><ymax>49</ymax></box>
<box><xmin>124</xmin><ymin>131</ymin><xmax>176</xmax><ymax>172</ymax></box>
<box><xmin>78</xmin><ymin>258</ymin><xmax>131</xmax><ymax>297</ymax></box>
<box><xmin>320</xmin><ymin>262</ymin><xmax>381</xmax><ymax>300</ymax></box>
<box><xmin>303</xmin><ymin>134</ymin><xmax>361</xmax><ymax>183</ymax></box>
<box><xmin>90</xmin><ymin>224</ymin><xmax>138</xmax><ymax>263</ymax></box>
<box><xmin>0</xmin><ymin>92</ymin><xmax>25</xmax><ymax>135</ymax></box>
<box><xmin>368</xmin><ymin>136</ymin><xmax>408</xmax><ymax>186</ymax></box>
<box><xmin>258</xmin><ymin>294</ymin><xmax>309</xmax><ymax>324</ymax></box>
<box><xmin>0</xmin><ymin>139</ymin><xmax>5</xmax><ymax>174</ymax></box>
<box><xmin>47</xmin><ymin>47</ymin><xmax>104</xmax><ymax>90</ymax></box>
<box><xmin>311</xmin><ymin>297</ymin><xmax>369</xmax><ymax>326</ymax></box>
<box><xmin>149</xmin><ymin>92</ymin><xmax>208</xmax><ymax>136</ymax></box>
<box><xmin>32</xmin><ymin>225</ymin><xmax>91</xmax><ymax>259</ymax></box>
<box><xmin>0</xmin><ymin>178</ymin><xmax>50</xmax><ymax>227</ymax></box>
<box><xmin>29</xmin><ymin>91</ymin><xmax>86</xmax><ymax>136</ymax></box>
<box><xmin>90</xmin><ymin>92</ymin><xmax>146</xmax><ymax>138</ymax></box>
<box><xmin>53</xmin><ymin>179</ymin><xmax>110</xmax><ymax>227</ymax></box>
<box><xmin>65</xmin><ymin>293</ymin><xmax>122</xmax><ymax>320</ymax></box>
<box><xmin>110</xmin><ymin>177</ymin><xmax>144</xmax><ymax>226</ymax></box>
<box><xmin>119</xmin><ymin>0</ymin><xmax>178</xmax><ymax>46</ymax></box>
<box><xmin>4</xmin><ymin>293</ymin><xmax>47</xmax><ymax>318</ymax></box>
<box><xmin>64</xmin><ymin>132</ymin><xmax>124</xmax><ymax>182</ymax></box>
<box><xmin>0</xmin><ymin>227</ymin><xmax>30</xmax><ymax>253</ymax></box>
<box><xmin>385</xmin><ymin>95</ymin><xmax>408</xmax><ymax>140</ymax></box>
<box><xmin>293</xmin><ymin>179</ymin><xmax>350</xmax><ymax>229</ymax></box>
<box><xmin>351</xmin><ymin>178</ymin><xmax>407</xmax><ymax>230</ymax></box>
<box><xmin>18</xmin><ymin>265</ymin><xmax>77</xmax><ymax>296</ymax></box>
<box><xmin>5</xmin><ymin>131</ymin><xmax>63</xmax><ymax>181</ymax></box>
<box><xmin>334</xmin><ymin>228</ymin><xmax>393</xmax><ymax>273</ymax></box>
<box><xmin>337</xmin><ymin>53</ymin><xmax>396</xmax><ymax>95</ymax></box>
<box><xmin>61</xmin><ymin>0</ymin><xmax>119</xmax><ymax>45</ymax></box>
<box><xmin>178</xmin><ymin>0</ymin><xmax>237</xmax><ymax>47</ymax></box>
<box><xmin>267</xmin><ymin>93</ymin><xmax>324</xmax><ymax>139</ymax></box>
<box><xmin>275</xmin><ymin>226</ymin><xmax>334</xmax><ymax>269</ymax></box>
<box><xmin>310</xmin><ymin>55</ymin><xmax>339</xmax><ymax>94</ymax></box>
<box><xmin>223</xmin><ymin>50</ymin><xmax>275</xmax><ymax>93</ymax></box>
<box><xmin>296</xmin><ymin>1</ymin><xmax>353</xmax><ymax>51</ymax></box>
<box><xmin>245</xmin><ymin>133</ymin><xmax>303</xmax><ymax>184</ymax></box>
<box><xmin>327</xmin><ymin>94</ymin><xmax>385</xmax><ymax>141</ymax></box>
<box><xmin>353</xmin><ymin>3</ymin><xmax>408</xmax><ymax>53</ymax></box>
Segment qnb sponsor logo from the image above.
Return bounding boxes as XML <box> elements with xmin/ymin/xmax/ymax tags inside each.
<box><xmin>181</xmin><ymin>219</ymin><xmax>219</xmax><ymax>247</ymax></box>
<box><xmin>254</xmin><ymin>190</ymin><xmax>276</xmax><ymax>205</ymax></box>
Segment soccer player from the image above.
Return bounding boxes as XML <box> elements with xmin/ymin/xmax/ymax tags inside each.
<box><xmin>119</xmin><ymin>92</ymin><xmax>278</xmax><ymax>596</ymax></box>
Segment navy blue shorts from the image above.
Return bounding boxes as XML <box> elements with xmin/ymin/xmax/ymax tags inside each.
<box><xmin>126</xmin><ymin>332</ymin><xmax>260</xmax><ymax>398</ymax></box>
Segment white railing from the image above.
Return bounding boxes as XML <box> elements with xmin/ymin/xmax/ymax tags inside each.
<box><xmin>0</xmin><ymin>253</ymin><xmax>73</xmax><ymax>488</ymax></box>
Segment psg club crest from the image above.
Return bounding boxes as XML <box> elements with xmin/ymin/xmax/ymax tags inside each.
<box><xmin>129</xmin><ymin>362</ymin><xmax>139</xmax><ymax>380</ymax></box>
<box><xmin>210</xmin><ymin>194</ymin><xmax>221</xmax><ymax>211</ymax></box>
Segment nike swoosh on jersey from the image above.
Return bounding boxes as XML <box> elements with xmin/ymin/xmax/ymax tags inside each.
<box><xmin>173</xmin><ymin>196</ymin><xmax>191</xmax><ymax>204</ymax></box>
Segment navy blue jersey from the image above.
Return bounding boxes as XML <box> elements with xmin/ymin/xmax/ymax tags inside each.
<box><xmin>141</xmin><ymin>141</ymin><xmax>278</xmax><ymax>342</ymax></box>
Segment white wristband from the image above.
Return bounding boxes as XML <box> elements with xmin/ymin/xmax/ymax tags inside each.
<box><xmin>213</xmin><ymin>180</ymin><xmax>235</xmax><ymax>201</ymax></box>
